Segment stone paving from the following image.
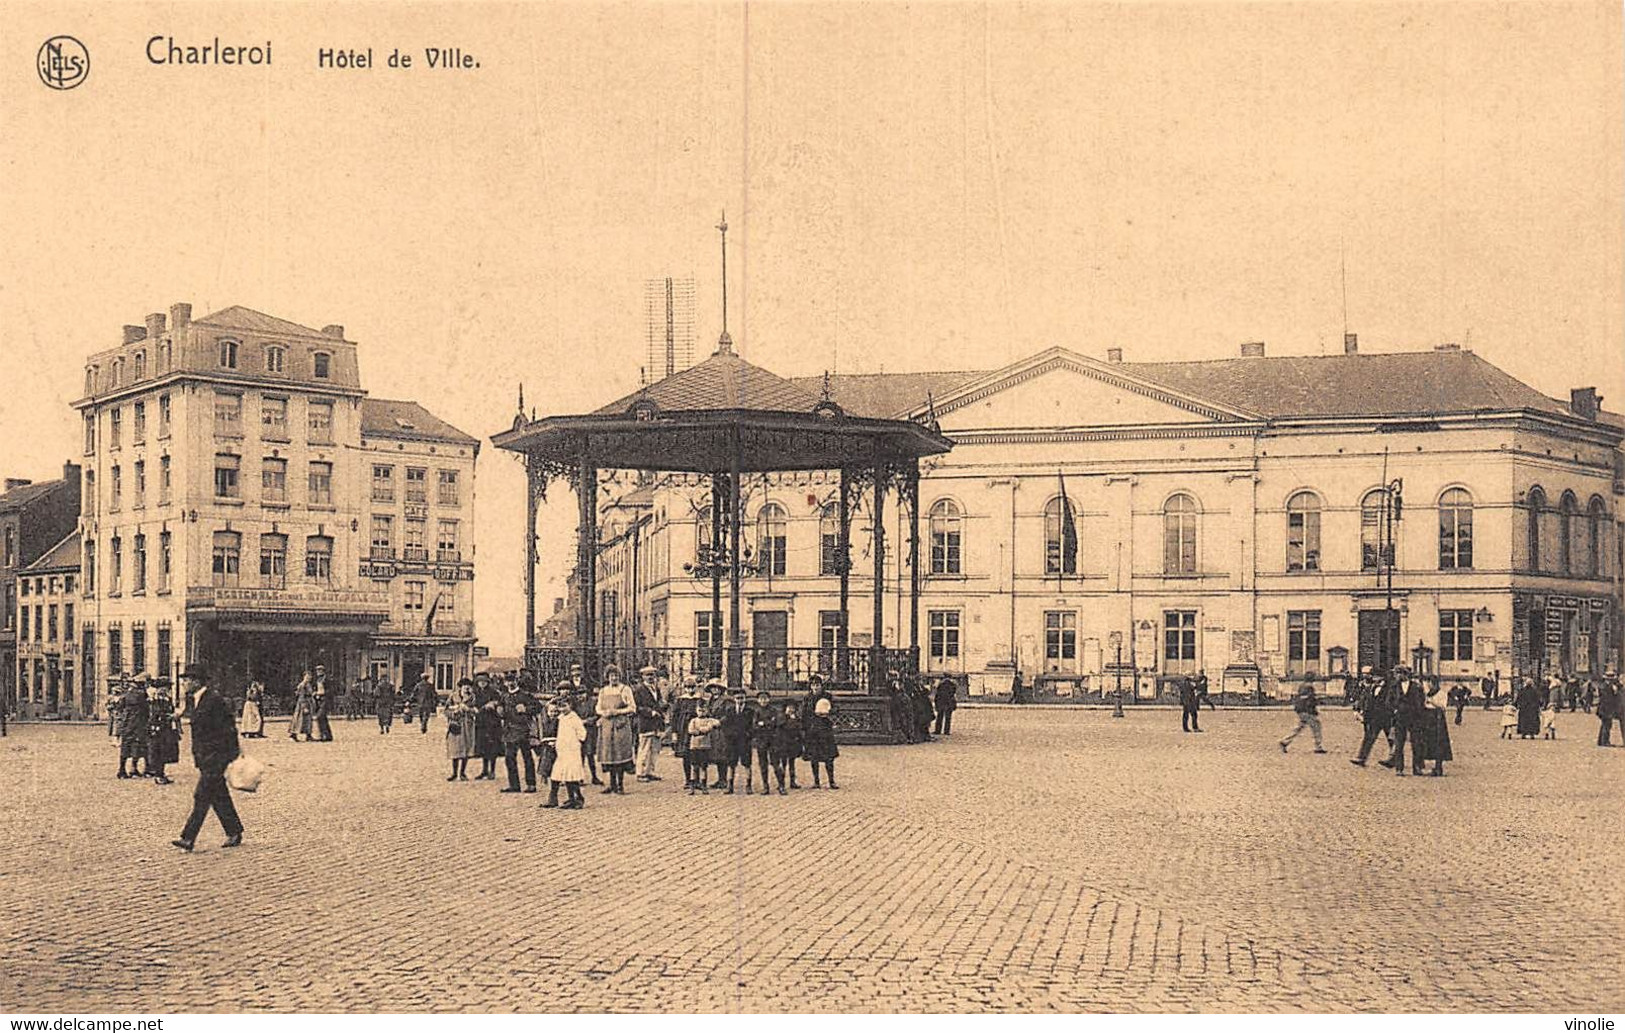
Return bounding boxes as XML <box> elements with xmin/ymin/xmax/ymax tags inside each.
<box><xmin>0</xmin><ymin>706</ymin><xmax>1619</xmax><ymax>1012</ymax></box>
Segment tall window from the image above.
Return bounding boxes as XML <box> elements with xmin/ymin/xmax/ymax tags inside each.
<box><xmin>818</xmin><ymin>504</ymin><xmax>842</xmax><ymax>576</ymax></box>
<box><xmin>158</xmin><ymin>456</ymin><xmax>171</xmax><ymax>504</ymax></box>
<box><xmin>404</xmin><ymin>580</ymin><xmax>426</xmax><ymax>611</ymax></box>
<box><xmin>436</xmin><ymin>519</ymin><xmax>459</xmax><ymax>560</ymax></box>
<box><xmin>1438</xmin><ymin>488</ymin><xmax>1474</xmax><ymax>570</ymax></box>
<box><xmin>83</xmin><ymin>412</ymin><xmax>95</xmax><ymax>454</ymax></box>
<box><xmin>756</xmin><ymin>503</ymin><xmax>788</xmax><ymax>577</ymax></box>
<box><xmin>1439</xmin><ymin>609</ymin><xmax>1474</xmax><ymax>661</ymax></box>
<box><xmin>219</xmin><ymin>339</ymin><xmax>239</xmax><ymax>368</ymax></box>
<box><xmin>696</xmin><ymin>611</ymin><xmax>721</xmax><ymax>651</ymax></box>
<box><xmin>214</xmin><ymin>392</ymin><xmax>242</xmax><ymax>437</ymax></box>
<box><xmin>109</xmin><ymin>408</ymin><xmax>122</xmax><ymax>449</ymax></box>
<box><xmin>1361</xmin><ymin>489</ymin><xmax>1394</xmax><ymax>571</ymax></box>
<box><xmin>1163</xmin><ymin>494</ymin><xmax>1198</xmax><ymax>575</ymax></box>
<box><xmin>1287</xmin><ymin>610</ymin><xmax>1321</xmax><ymax>675</ymax></box>
<box><xmin>156</xmin><ymin>625</ymin><xmax>171</xmax><ymax>679</ymax></box>
<box><xmin>1163</xmin><ymin>610</ymin><xmax>1197</xmax><ymax>671</ymax></box>
<box><xmin>211</xmin><ymin>532</ymin><xmax>241</xmax><ymax>586</ymax></box>
<box><xmin>1044</xmin><ymin>611</ymin><xmax>1077</xmax><ymax>665</ymax></box>
<box><xmin>308</xmin><ymin>462</ymin><xmax>333</xmax><ymax>505</ymax></box>
<box><xmin>131</xmin><ymin>624</ymin><xmax>146</xmax><ymax>675</ymax></box>
<box><xmin>259</xmin><ymin>533</ymin><xmax>287</xmax><ymax>588</ymax></box>
<box><xmin>929</xmin><ymin>610</ymin><xmax>962</xmax><ymax>666</ymax></box>
<box><xmin>404</xmin><ymin>519</ymin><xmax>426</xmax><ymax>558</ymax></box>
<box><xmin>312</xmin><ymin>352</ymin><xmax>332</xmax><ymax>379</ymax></box>
<box><xmin>110</xmin><ymin>358</ymin><xmax>123</xmax><ymax>387</ymax></box>
<box><xmin>133</xmin><ymin>351</ymin><xmax>146</xmax><ymax>380</ymax></box>
<box><xmin>265</xmin><ymin>345</ymin><xmax>286</xmax><ymax>373</ymax></box>
<box><xmin>1526</xmin><ymin>486</ymin><xmax>1547</xmax><ymax>572</ymax></box>
<box><xmin>158</xmin><ymin>531</ymin><xmax>170</xmax><ymax>591</ymax></box>
<box><xmin>1</xmin><ymin>527</ymin><xmax>12</xmax><ymax>568</ymax></box>
<box><xmin>1587</xmin><ymin>496</ymin><xmax>1607</xmax><ymax>578</ymax></box>
<box><xmin>214</xmin><ymin>454</ymin><xmax>240</xmax><ymax>499</ymax></box>
<box><xmin>1285</xmin><ymin>491</ymin><xmax>1321</xmax><ymax>572</ymax></box>
<box><xmin>47</xmin><ymin>604</ymin><xmax>57</xmax><ymax>642</ymax></box>
<box><xmin>84</xmin><ymin>539</ymin><xmax>95</xmax><ymax>594</ymax></box>
<box><xmin>110</xmin><ymin>465</ymin><xmax>121</xmax><ymax>510</ymax></box>
<box><xmin>261</xmin><ymin>397</ymin><xmax>289</xmax><ymax>439</ymax></box>
<box><xmin>133</xmin><ymin>460</ymin><xmax>145</xmax><ymax>508</ymax></box>
<box><xmin>371</xmin><ymin>515</ymin><xmax>394</xmax><ymax>558</ymax></box>
<box><xmin>158</xmin><ymin>394</ymin><xmax>171</xmax><ymax>437</ymax></box>
<box><xmin>1044</xmin><ymin>496</ymin><xmax>1078</xmax><ymax>576</ymax></box>
<box><xmin>63</xmin><ymin>604</ymin><xmax>73</xmax><ymax>640</ymax></box>
<box><xmin>437</xmin><ymin>469</ymin><xmax>459</xmax><ymax>506</ymax></box>
<box><xmin>108</xmin><ymin>626</ymin><xmax>122</xmax><ymax>678</ymax></box>
<box><xmin>405</xmin><ymin>467</ymin><xmax>428</xmax><ymax>503</ymax></box>
<box><xmin>305</xmin><ymin>535</ymin><xmax>333</xmax><ymax>580</ymax></box>
<box><xmin>84</xmin><ymin>366</ymin><xmax>96</xmax><ymax>396</ymax></box>
<box><xmin>929</xmin><ymin>499</ymin><xmax>963</xmax><ymax>575</ymax></box>
<box><xmin>306</xmin><ymin>400</ymin><xmax>334</xmax><ymax>443</ymax></box>
<box><xmin>132</xmin><ymin>534</ymin><xmax>147</xmax><ymax>593</ymax></box>
<box><xmin>372</xmin><ymin>465</ymin><xmax>395</xmax><ymax>502</ymax></box>
<box><xmin>157</xmin><ymin>342</ymin><xmax>170</xmax><ymax>372</ymax></box>
<box><xmin>133</xmin><ymin>401</ymin><xmax>146</xmax><ymax>444</ymax></box>
<box><xmin>260</xmin><ymin>458</ymin><xmax>287</xmax><ymax>504</ymax></box>
<box><xmin>1559</xmin><ymin>492</ymin><xmax>1578</xmax><ymax>575</ymax></box>
<box><xmin>109</xmin><ymin>536</ymin><xmax>123</xmax><ymax>594</ymax></box>
<box><xmin>82</xmin><ymin>470</ymin><xmax>94</xmax><ymax>514</ymax></box>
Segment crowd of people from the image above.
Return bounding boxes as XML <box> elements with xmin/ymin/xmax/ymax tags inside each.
<box><xmin>106</xmin><ymin>674</ymin><xmax>182</xmax><ymax>785</ymax></box>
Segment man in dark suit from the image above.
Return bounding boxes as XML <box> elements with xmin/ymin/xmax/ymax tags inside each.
<box><xmin>173</xmin><ymin>664</ymin><xmax>244</xmax><ymax>851</ymax></box>
<box><xmin>413</xmin><ymin>672</ymin><xmax>437</xmax><ymax>734</ymax></box>
<box><xmin>500</xmin><ymin>676</ymin><xmax>538</xmax><ymax>793</ymax></box>
<box><xmin>1350</xmin><ymin>673</ymin><xmax>1396</xmax><ymax>766</ymax></box>
<box><xmin>932</xmin><ymin>676</ymin><xmax>958</xmax><ymax>736</ymax></box>
<box><xmin>1178</xmin><ymin>676</ymin><xmax>1202</xmax><ymax>732</ymax></box>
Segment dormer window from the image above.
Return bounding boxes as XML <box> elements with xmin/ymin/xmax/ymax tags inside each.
<box><xmin>110</xmin><ymin>358</ymin><xmax>124</xmax><ymax>387</ymax></box>
<box><xmin>265</xmin><ymin>345</ymin><xmax>286</xmax><ymax>373</ymax></box>
<box><xmin>133</xmin><ymin>351</ymin><xmax>146</xmax><ymax>380</ymax></box>
<box><xmin>312</xmin><ymin>352</ymin><xmax>331</xmax><ymax>379</ymax></box>
<box><xmin>157</xmin><ymin>341</ymin><xmax>171</xmax><ymax>372</ymax></box>
<box><xmin>84</xmin><ymin>366</ymin><xmax>97</xmax><ymax>395</ymax></box>
<box><xmin>219</xmin><ymin>339</ymin><xmax>239</xmax><ymax>369</ymax></box>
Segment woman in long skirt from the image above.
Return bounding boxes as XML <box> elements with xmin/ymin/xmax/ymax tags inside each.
<box><xmin>1515</xmin><ymin>678</ymin><xmax>1543</xmax><ymax>739</ymax></box>
<box><xmin>444</xmin><ymin>683</ymin><xmax>478</xmax><ymax>781</ymax></box>
<box><xmin>289</xmin><ymin>674</ymin><xmax>314</xmax><ymax>742</ymax></box>
<box><xmin>473</xmin><ymin>675</ymin><xmax>503</xmax><ymax>779</ymax></box>
<box><xmin>240</xmin><ymin>680</ymin><xmax>266</xmax><ymax>738</ymax></box>
<box><xmin>595</xmin><ymin>665</ymin><xmax>637</xmax><ymax>794</ymax></box>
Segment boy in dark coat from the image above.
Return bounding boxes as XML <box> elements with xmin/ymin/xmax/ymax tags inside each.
<box><xmin>747</xmin><ymin>689</ymin><xmax>779</xmax><ymax>795</ymax></box>
<box><xmin>717</xmin><ymin>688</ymin><xmax>753</xmax><ymax>793</ymax></box>
<box><xmin>146</xmin><ymin>681</ymin><xmax>181</xmax><ymax>785</ymax></box>
<box><xmin>770</xmin><ymin>701</ymin><xmax>803</xmax><ymax>794</ymax></box>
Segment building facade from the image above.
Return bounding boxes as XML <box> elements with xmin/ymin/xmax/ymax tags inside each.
<box><xmin>593</xmin><ymin>340</ymin><xmax>1624</xmax><ymax>700</ymax></box>
<box><xmin>13</xmin><ymin>531</ymin><xmax>80</xmax><ymax>718</ymax></box>
<box><xmin>73</xmin><ymin>304</ymin><xmax>477</xmax><ymax>714</ymax></box>
<box><xmin>0</xmin><ymin>466</ymin><xmax>82</xmax><ymax>718</ymax></box>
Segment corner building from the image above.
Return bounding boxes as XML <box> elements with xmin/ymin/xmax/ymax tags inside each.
<box><xmin>74</xmin><ymin>304</ymin><xmax>477</xmax><ymax>714</ymax></box>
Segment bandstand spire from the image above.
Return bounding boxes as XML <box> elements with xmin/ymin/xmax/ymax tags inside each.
<box><xmin>715</xmin><ymin>210</ymin><xmax>733</xmax><ymax>356</ymax></box>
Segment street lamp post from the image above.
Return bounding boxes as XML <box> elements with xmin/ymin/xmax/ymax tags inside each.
<box><xmin>1110</xmin><ymin>630</ymin><xmax>1125</xmax><ymax>718</ymax></box>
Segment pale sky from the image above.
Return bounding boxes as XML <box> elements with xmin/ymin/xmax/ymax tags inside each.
<box><xmin>4</xmin><ymin>1</ymin><xmax>1621</xmax><ymax>653</ymax></box>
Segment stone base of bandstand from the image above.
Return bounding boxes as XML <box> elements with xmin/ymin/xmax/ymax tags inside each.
<box><xmin>829</xmin><ymin>693</ymin><xmax>897</xmax><ymax>745</ymax></box>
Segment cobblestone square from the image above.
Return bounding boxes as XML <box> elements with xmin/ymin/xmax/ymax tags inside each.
<box><xmin>1</xmin><ymin>707</ymin><xmax>1620</xmax><ymax>1013</ymax></box>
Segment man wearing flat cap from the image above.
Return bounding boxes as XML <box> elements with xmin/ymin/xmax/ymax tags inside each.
<box><xmin>632</xmin><ymin>666</ymin><xmax>665</xmax><ymax>783</ymax></box>
<box><xmin>173</xmin><ymin>664</ymin><xmax>244</xmax><ymax>851</ymax></box>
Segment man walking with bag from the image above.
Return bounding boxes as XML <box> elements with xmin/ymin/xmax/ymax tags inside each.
<box><xmin>173</xmin><ymin>664</ymin><xmax>244</xmax><ymax>852</ymax></box>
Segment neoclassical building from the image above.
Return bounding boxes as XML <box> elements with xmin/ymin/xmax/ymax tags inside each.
<box><xmin>73</xmin><ymin>304</ymin><xmax>478</xmax><ymax>716</ymax></box>
<box><xmin>588</xmin><ymin>338</ymin><xmax>1623</xmax><ymax>699</ymax></box>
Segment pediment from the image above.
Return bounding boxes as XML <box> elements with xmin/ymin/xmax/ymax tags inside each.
<box><xmin>931</xmin><ymin>350</ymin><xmax>1250</xmax><ymax>432</ymax></box>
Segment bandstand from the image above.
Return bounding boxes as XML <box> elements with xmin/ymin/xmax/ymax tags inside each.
<box><xmin>490</xmin><ymin>326</ymin><xmax>952</xmax><ymax>742</ymax></box>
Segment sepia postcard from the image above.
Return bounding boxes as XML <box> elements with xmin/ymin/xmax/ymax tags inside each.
<box><xmin>2</xmin><ymin>0</ymin><xmax>1622</xmax><ymax>1022</ymax></box>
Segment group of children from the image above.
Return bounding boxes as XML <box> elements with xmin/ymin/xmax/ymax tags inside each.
<box><xmin>673</xmin><ymin>681</ymin><xmax>841</xmax><ymax>795</ymax></box>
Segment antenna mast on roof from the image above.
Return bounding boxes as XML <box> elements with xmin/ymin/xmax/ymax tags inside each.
<box><xmin>714</xmin><ymin>211</ymin><xmax>733</xmax><ymax>356</ymax></box>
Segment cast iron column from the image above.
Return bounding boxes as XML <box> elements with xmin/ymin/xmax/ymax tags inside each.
<box><xmin>524</xmin><ymin>460</ymin><xmax>540</xmax><ymax>649</ymax></box>
<box><xmin>727</xmin><ymin>431</ymin><xmax>744</xmax><ymax>686</ymax></box>
<box><xmin>575</xmin><ymin>460</ymin><xmax>598</xmax><ymax>681</ymax></box>
<box><xmin>711</xmin><ymin>471</ymin><xmax>724</xmax><ymax>679</ymax></box>
<box><xmin>871</xmin><ymin>463</ymin><xmax>887</xmax><ymax>694</ymax></box>
<box><xmin>908</xmin><ymin>458</ymin><xmax>921</xmax><ymax>677</ymax></box>
<box><xmin>838</xmin><ymin>466</ymin><xmax>852</xmax><ymax>683</ymax></box>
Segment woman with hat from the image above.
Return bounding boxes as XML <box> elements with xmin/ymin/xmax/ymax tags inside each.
<box><xmin>668</xmin><ymin>677</ymin><xmax>703</xmax><ymax>788</ymax></box>
<box><xmin>803</xmin><ymin>696</ymin><xmax>839</xmax><ymax>789</ymax></box>
<box><xmin>472</xmin><ymin>673</ymin><xmax>502</xmax><ymax>779</ymax></box>
<box><xmin>240</xmin><ymin>679</ymin><xmax>266</xmax><ymax>738</ymax></box>
<box><xmin>146</xmin><ymin>679</ymin><xmax>181</xmax><ymax>785</ymax></box>
<box><xmin>595</xmin><ymin>664</ymin><xmax>637</xmax><ymax>794</ymax></box>
<box><xmin>289</xmin><ymin>672</ymin><xmax>314</xmax><ymax>742</ymax></box>
<box><xmin>444</xmin><ymin>679</ymin><xmax>478</xmax><ymax>781</ymax></box>
<box><xmin>117</xmin><ymin>676</ymin><xmax>150</xmax><ymax>779</ymax></box>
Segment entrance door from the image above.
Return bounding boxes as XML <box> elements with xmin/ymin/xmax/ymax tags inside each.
<box><xmin>1357</xmin><ymin>610</ymin><xmax>1400</xmax><ymax>674</ymax></box>
<box><xmin>751</xmin><ymin>611</ymin><xmax>790</xmax><ymax>690</ymax></box>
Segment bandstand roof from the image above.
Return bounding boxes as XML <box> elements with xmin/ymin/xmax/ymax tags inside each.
<box><xmin>491</xmin><ymin>344</ymin><xmax>953</xmax><ymax>473</ymax></box>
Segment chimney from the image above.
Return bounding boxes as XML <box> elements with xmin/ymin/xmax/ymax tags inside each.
<box><xmin>169</xmin><ymin>302</ymin><xmax>192</xmax><ymax>329</ymax></box>
<box><xmin>4</xmin><ymin>478</ymin><xmax>32</xmax><ymax>493</ymax></box>
<box><xmin>145</xmin><ymin>312</ymin><xmax>166</xmax><ymax>339</ymax></box>
<box><xmin>122</xmin><ymin>325</ymin><xmax>148</xmax><ymax>345</ymax></box>
<box><xmin>63</xmin><ymin>461</ymin><xmax>81</xmax><ymax>483</ymax></box>
<box><xmin>322</xmin><ymin>324</ymin><xmax>345</xmax><ymax>339</ymax></box>
<box><xmin>1240</xmin><ymin>341</ymin><xmax>1266</xmax><ymax>357</ymax></box>
<box><xmin>1105</xmin><ymin>347</ymin><xmax>1123</xmax><ymax>363</ymax></box>
<box><xmin>1343</xmin><ymin>332</ymin><xmax>1358</xmax><ymax>355</ymax></box>
<box><xmin>1435</xmin><ymin>341</ymin><xmax>1461</xmax><ymax>352</ymax></box>
<box><xmin>1569</xmin><ymin>387</ymin><xmax>1600</xmax><ymax>421</ymax></box>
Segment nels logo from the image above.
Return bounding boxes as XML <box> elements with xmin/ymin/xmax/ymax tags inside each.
<box><xmin>37</xmin><ymin>35</ymin><xmax>89</xmax><ymax>90</ymax></box>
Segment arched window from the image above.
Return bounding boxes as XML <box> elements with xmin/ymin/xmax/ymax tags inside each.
<box><xmin>755</xmin><ymin>503</ymin><xmax>787</xmax><ymax>577</ymax></box>
<box><xmin>265</xmin><ymin>345</ymin><xmax>286</xmax><ymax>374</ymax></box>
<box><xmin>1559</xmin><ymin>491</ymin><xmax>1578</xmax><ymax>575</ymax></box>
<box><xmin>1361</xmin><ymin>489</ymin><xmax>1394</xmax><ymax>571</ymax></box>
<box><xmin>1163</xmin><ymin>493</ymin><xmax>1198</xmax><ymax>575</ymax></box>
<box><xmin>1586</xmin><ymin>496</ymin><xmax>1606</xmax><ymax>578</ymax></box>
<box><xmin>1044</xmin><ymin>496</ymin><xmax>1077</xmax><ymax>576</ymax></box>
<box><xmin>218</xmin><ymin>339</ymin><xmax>238</xmax><ymax>369</ymax></box>
<box><xmin>1526</xmin><ymin>486</ymin><xmax>1546</xmax><ymax>572</ymax></box>
<box><xmin>1438</xmin><ymin>488</ymin><xmax>1473</xmax><ymax>570</ymax></box>
<box><xmin>304</xmin><ymin>535</ymin><xmax>333</xmax><ymax>581</ymax></box>
<box><xmin>818</xmin><ymin>503</ymin><xmax>842</xmax><ymax>576</ymax></box>
<box><xmin>929</xmin><ymin>499</ymin><xmax>963</xmax><ymax>576</ymax></box>
<box><xmin>133</xmin><ymin>351</ymin><xmax>146</xmax><ymax>380</ymax></box>
<box><xmin>1285</xmin><ymin>491</ymin><xmax>1321</xmax><ymax>572</ymax></box>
